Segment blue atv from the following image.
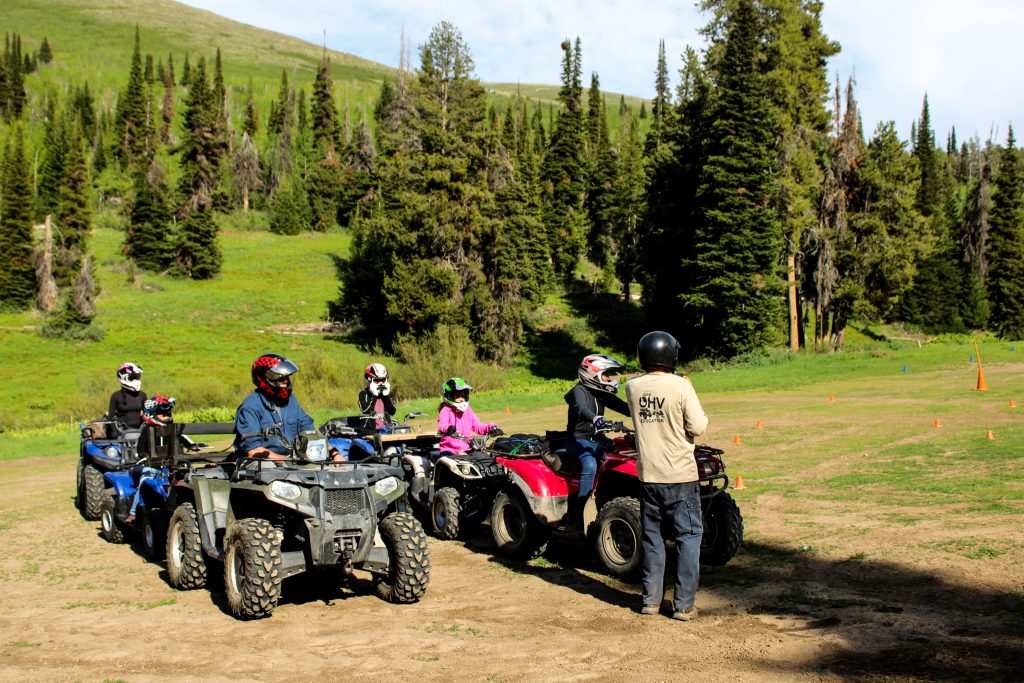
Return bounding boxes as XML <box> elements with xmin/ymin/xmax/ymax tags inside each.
<box><xmin>76</xmin><ymin>419</ymin><xmax>142</xmax><ymax>521</ymax></box>
<box><xmin>98</xmin><ymin>423</ymin><xmax>181</xmax><ymax>559</ymax></box>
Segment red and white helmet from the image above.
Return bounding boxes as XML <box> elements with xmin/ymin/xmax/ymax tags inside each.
<box><xmin>364</xmin><ymin>363</ymin><xmax>388</xmax><ymax>384</ymax></box>
<box><xmin>251</xmin><ymin>353</ymin><xmax>299</xmax><ymax>402</ymax></box>
<box><xmin>578</xmin><ymin>354</ymin><xmax>624</xmax><ymax>394</ymax></box>
<box><xmin>116</xmin><ymin>362</ymin><xmax>143</xmax><ymax>392</ymax></box>
<box><xmin>142</xmin><ymin>394</ymin><xmax>176</xmax><ymax>426</ymax></box>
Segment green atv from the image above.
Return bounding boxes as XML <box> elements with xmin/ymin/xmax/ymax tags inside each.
<box><xmin>164</xmin><ymin>424</ymin><xmax>430</xmax><ymax>619</ymax></box>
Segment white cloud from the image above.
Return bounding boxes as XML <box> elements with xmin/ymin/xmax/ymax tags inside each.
<box><xmin>180</xmin><ymin>0</ymin><xmax>1023</xmax><ymax>143</ymax></box>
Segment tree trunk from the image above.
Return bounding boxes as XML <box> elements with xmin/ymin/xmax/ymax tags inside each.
<box><xmin>243</xmin><ymin>187</ymin><xmax>249</xmax><ymax>214</ymax></box>
<box><xmin>787</xmin><ymin>252</ymin><xmax>799</xmax><ymax>351</ymax></box>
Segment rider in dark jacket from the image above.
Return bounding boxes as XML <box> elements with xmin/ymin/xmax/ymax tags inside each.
<box><xmin>108</xmin><ymin>362</ymin><xmax>146</xmax><ymax>430</ymax></box>
<box><xmin>564</xmin><ymin>354</ymin><xmax>630</xmax><ymax>515</ymax></box>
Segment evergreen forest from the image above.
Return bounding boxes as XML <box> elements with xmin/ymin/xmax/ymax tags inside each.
<box><xmin>2</xmin><ymin>0</ymin><xmax>1023</xmax><ymax>373</ymax></box>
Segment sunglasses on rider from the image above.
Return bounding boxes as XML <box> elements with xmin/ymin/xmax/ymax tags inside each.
<box><xmin>372</xmin><ymin>378</ymin><xmax>387</xmax><ymax>384</ymax></box>
<box><xmin>126</xmin><ymin>373</ymin><xmax>141</xmax><ymax>381</ymax></box>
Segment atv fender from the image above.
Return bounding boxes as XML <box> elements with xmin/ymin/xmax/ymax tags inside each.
<box><xmin>85</xmin><ymin>441</ymin><xmax>123</xmax><ymax>470</ymax></box>
<box><xmin>103</xmin><ymin>470</ymin><xmax>136</xmax><ymax>498</ymax></box>
<box><xmin>190</xmin><ymin>477</ymin><xmax>232</xmax><ymax>560</ymax></box>
<box><xmin>500</xmin><ymin>458</ymin><xmax>572</xmax><ymax>497</ymax></box>
<box><xmin>505</xmin><ymin>470</ymin><xmax>568</xmax><ymax>525</ymax></box>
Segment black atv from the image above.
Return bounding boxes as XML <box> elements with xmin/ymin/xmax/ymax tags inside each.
<box><xmin>165</xmin><ymin>423</ymin><xmax>431</xmax><ymax>619</ymax></box>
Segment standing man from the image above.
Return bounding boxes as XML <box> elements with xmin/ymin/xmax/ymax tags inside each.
<box><xmin>625</xmin><ymin>331</ymin><xmax>708</xmax><ymax>621</ymax></box>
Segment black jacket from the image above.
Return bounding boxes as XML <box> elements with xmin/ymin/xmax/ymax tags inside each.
<box><xmin>358</xmin><ymin>389</ymin><xmax>397</xmax><ymax>418</ymax></box>
<box><xmin>564</xmin><ymin>383</ymin><xmax>629</xmax><ymax>440</ymax></box>
<box><xmin>108</xmin><ymin>389</ymin><xmax>147</xmax><ymax>429</ymax></box>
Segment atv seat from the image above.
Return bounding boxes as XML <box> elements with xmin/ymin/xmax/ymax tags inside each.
<box><xmin>137</xmin><ymin>423</ymin><xmax>181</xmax><ymax>469</ymax></box>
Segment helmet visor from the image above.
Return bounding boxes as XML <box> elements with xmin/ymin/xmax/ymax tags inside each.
<box><xmin>264</xmin><ymin>358</ymin><xmax>299</xmax><ymax>382</ymax></box>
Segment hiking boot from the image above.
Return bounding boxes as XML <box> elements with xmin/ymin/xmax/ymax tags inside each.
<box><xmin>671</xmin><ymin>606</ymin><xmax>698</xmax><ymax>621</ymax></box>
<box><xmin>640</xmin><ymin>604</ymin><xmax>660</xmax><ymax>615</ymax></box>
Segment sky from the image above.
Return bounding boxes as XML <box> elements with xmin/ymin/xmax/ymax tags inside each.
<box><xmin>179</xmin><ymin>0</ymin><xmax>1023</xmax><ymax>144</ymax></box>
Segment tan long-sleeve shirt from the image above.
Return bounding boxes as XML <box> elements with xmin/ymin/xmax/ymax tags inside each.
<box><xmin>625</xmin><ymin>371</ymin><xmax>709</xmax><ymax>484</ymax></box>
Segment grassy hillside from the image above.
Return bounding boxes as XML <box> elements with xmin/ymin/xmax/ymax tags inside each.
<box><xmin>1</xmin><ymin>0</ymin><xmax>649</xmax><ymax>134</ymax></box>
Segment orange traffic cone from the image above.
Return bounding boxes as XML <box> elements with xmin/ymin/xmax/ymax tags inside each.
<box><xmin>828</xmin><ymin>394</ymin><xmax>836</xmax><ymax>403</ymax></box>
<box><xmin>733</xmin><ymin>475</ymin><xmax>747</xmax><ymax>490</ymax></box>
<box><xmin>732</xmin><ymin>434</ymin><xmax>742</xmax><ymax>445</ymax></box>
<box><xmin>754</xmin><ymin>420</ymin><xmax>764</xmax><ymax>429</ymax></box>
<box><xmin>976</xmin><ymin>365</ymin><xmax>988</xmax><ymax>391</ymax></box>
<box><xmin>1010</xmin><ymin>400</ymin><xmax>1017</xmax><ymax>409</ymax></box>
<box><xmin>986</xmin><ymin>430</ymin><xmax>995</xmax><ymax>440</ymax></box>
<box><xmin>933</xmin><ymin>417</ymin><xmax>943</xmax><ymax>428</ymax></box>
<box><xmin>505</xmin><ymin>407</ymin><xmax>511</xmax><ymax>415</ymax></box>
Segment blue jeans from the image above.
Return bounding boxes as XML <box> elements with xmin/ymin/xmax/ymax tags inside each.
<box><xmin>640</xmin><ymin>481</ymin><xmax>702</xmax><ymax>612</ymax></box>
<box><xmin>564</xmin><ymin>437</ymin><xmax>607</xmax><ymax>498</ymax></box>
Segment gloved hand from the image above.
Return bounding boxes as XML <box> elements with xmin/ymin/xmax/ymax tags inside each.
<box><xmin>368</xmin><ymin>381</ymin><xmax>380</xmax><ymax>397</ymax></box>
<box><xmin>380</xmin><ymin>380</ymin><xmax>391</xmax><ymax>397</ymax></box>
<box><xmin>593</xmin><ymin>415</ymin><xmax>608</xmax><ymax>429</ymax></box>
<box><xmin>488</xmin><ymin>426</ymin><xmax>504</xmax><ymax>437</ymax></box>
<box><xmin>444</xmin><ymin>425</ymin><xmax>458</xmax><ymax>436</ymax></box>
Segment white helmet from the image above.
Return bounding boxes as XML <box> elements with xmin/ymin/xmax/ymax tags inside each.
<box><xmin>578</xmin><ymin>354</ymin><xmax>624</xmax><ymax>394</ymax></box>
<box><xmin>116</xmin><ymin>362</ymin><xmax>143</xmax><ymax>392</ymax></box>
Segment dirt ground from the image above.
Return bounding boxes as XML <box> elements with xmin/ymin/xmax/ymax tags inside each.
<box><xmin>1</xmin><ymin>412</ymin><xmax>1022</xmax><ymax>682</ymax></box>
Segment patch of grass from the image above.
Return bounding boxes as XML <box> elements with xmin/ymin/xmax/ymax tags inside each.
<box><xmin>421</xmin><ymin>622</ymin><xmax>485</xmax><ymax>637</ymax></box>
<box><xmin>6</xmin><ymin>641</ymin><xmax>41</xmax><ymax>648</ymax></box>
<box><xmin>61</xmin><ymin>597</ymin><xmax>176</xmax><ymax>610</ymax></box>
<box><xmin>921</xmin><ymin>539</ymin><xmax>1008</xmax><ymax>560</ymax></box>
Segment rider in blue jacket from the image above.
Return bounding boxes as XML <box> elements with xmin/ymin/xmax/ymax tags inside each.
<box><xmin>234</xmin><ymin>353</ymin><xmax>315</xmax><ymax>459</ymax></box>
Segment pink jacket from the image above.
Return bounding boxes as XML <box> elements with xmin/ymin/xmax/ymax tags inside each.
<box><xmin>437</xmin><ymin>404</ymin><xmax>494</xmax><ymax>455</ymax></box>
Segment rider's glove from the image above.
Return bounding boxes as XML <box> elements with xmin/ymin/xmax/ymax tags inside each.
<box><xmin>368</xmin><ymin>381</ymin><xmax>380</xmax><ymax>397</ymax></box>
<box><xmin>381</xmin><ymin>380</ymin><xmax>391</xmax><ymax>397</ymax></box>
<box><xmin>488</xmin><ymin>426</ymin><xmax>504</xmax><ymax>437</ymax></box>
<box><xmin>593</xmin><ymin>415</ymin><xmax>608</xmax><ymax>429</ymax></box>
<box><xmin>444</xmin><ymin>425</ymin><xmax>458</xmax><ymax>436</ymax></box>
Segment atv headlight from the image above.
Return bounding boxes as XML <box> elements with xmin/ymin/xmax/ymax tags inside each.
<box><xmin>458</xmin><ymin>463</ymin><xmax>479</xmax><ymax>476</ymax></box>
<box><xmin>304</xmin><ymin>438</ymin><xmax>329</xmax><ymax>462</ymax></box>
<box><xmin>270</xmin><ymin>480</ymin><xmax>302</xmax><ymax>500</ymax></box>
<box><xmin>104</xmin><ymin>446</ymin><xmax>119</xmax><ymax>458</ymax></box>
<box><xmin>374</xmin><ymin>476</ymin><xmax>399</xmax><ymax>496</ymax></box>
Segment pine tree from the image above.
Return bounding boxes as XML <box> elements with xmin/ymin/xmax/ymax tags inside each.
<box><xmin>305</xmin><ymin>149</ymin><xmax>343</xmax><ymax>231</ymax></box>
<box><xmin>986</xmin><ymin>126</ymin><xmax>1024</xmax><ymax>338</ymax></box>
<box><xmin>144</xmin><ymin>53</ymin><xmax>154</xmax><ymax>83</ymax></box>
<box><xmin>173</xmin><ymin>58</ymin><xmax>224</xmax><ymax>279</ymax></box>
<box><xmin>71</xmin><ymin>82</ymin><xmax>96</xmax><ymax>140</ymax></box>
<box><xmin>265</xmin><ymin>69</ymin><xmax>294</xmax><ymax>193</ymax></box>
<box><xmin>541</xmin><ymin>38</ymin><xmax>587</xmax><ymax>279</ymax></box>
<box><xmin>37</xmin><ymin>101</ymin><xmax>67</xmax><ymax>220</ymax></box>
<box><xmin>683</xmin><ymin>0</ymin><xmax>783</xmax><ymax>358</ymax></box>
<box><xmin>113</xmin><ymin>26</ymin><xmax>152</xmax><ymax>163</ymax></box>
<box><xmin>648</xmin><ymin>40</ymin><xmax>670</xmax><ymax>147</ymax></box>
<box><xmin>269</xmin><ymin>174</ymin><xmax>309</xmax><ymax>235</ymax></box>
<box><xmin>159</xmin><ymin>62</ymin><xmax>174</xmax><ymax>144</ymax></box>
<box><xmin>38</xmin><ymin>36</ymin><xmax>53</xmax><ymax>64</ymax></box>
<box><xmin>126</xmin><ymin>157</ymin><xmax>174</xmax><ymax>272</ymax></box>
<box><xmin>335</xmin><ymin>21</ymin><xmax>505</xmax><ymax>355</ymax></box>
<box><xmin>914</xmin><ymin>94</ymin><xmax>942</xmax><ymax>217</ymax></box>
<box><xmin>2</xmin><ymin>32</ymin><xmax>27</xmax><ymax>120</ymax></box>
<box><xmin>311</xmin><ymin>54</ymin><xmax>340</xmax><ymax>152</ymax></box>
<box><xmin>166</xmin><ymin>53</ymin><xmax>175</xmax><ymax>86</ymax></box>
<box><xmin>0</xmin><ymin>126</ymin><xmax>36</xmax><ymax>310</ymax></box>
<box><xmin>180</xmin><ymin>53</ymin><xmax>191</xmax><ymax>85</ymax></box>
<box><xmin>611</xmin><ymin>113</ymin><xmax>647</xmax><ymax>296</ymax></box>
<box><xmin>242</xmin><ymin>80</ymin><xmax>259</xmax><ymax>137</ymax></box>
<box><xmin>54</xmin><ymin>120</ymin><xmax>93</xmax><ymax>289</ymax></box>
<box><xmin>847</xmin><ymin>122</ymin><xmax>928</xmax><ymax>323</ymax></box>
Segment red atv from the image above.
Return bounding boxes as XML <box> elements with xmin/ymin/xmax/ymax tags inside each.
<box><xmin>488</xmin><ymin>423</ymin><xmax>743</xmax><ymax>580</ymax></box>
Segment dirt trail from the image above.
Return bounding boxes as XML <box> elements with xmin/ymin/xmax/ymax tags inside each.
<box><xmin>1</xmin><ymin>452</ymin><xmax>1021</xmax><ymax>682</ymax></box>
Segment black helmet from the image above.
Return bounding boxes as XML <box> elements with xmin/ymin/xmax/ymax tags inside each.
<box><xmin>638</xmin><ymin>331</ymin><xmax>679</xmax><ymax>371</ymax></box>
